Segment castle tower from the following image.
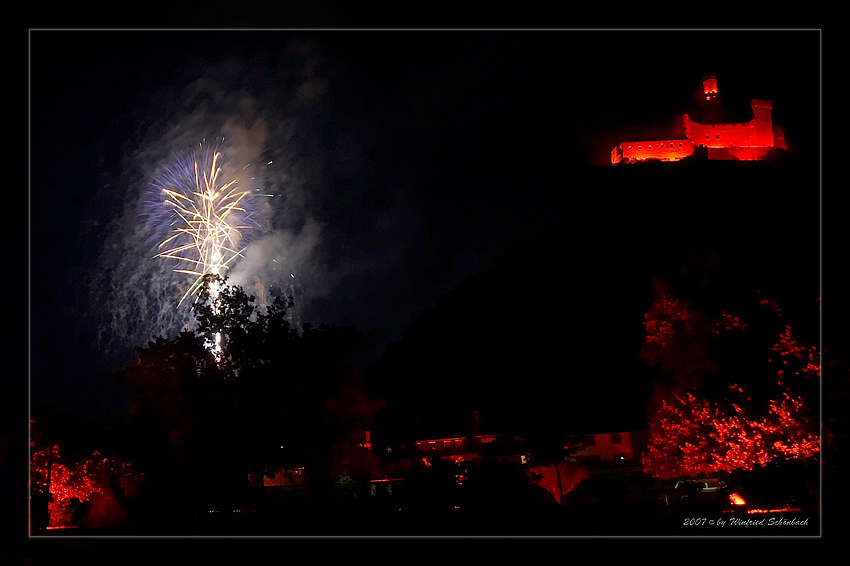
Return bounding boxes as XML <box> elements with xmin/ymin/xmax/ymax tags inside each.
<box><xmin>676</xmin><ymin>113</ymin><xmax>691</xmax><ymax>139</ymax></box>
<box><xmin>703</xmin><ymin>75</ymin><xmax>718</xmax><ymax>101</ymax></box>
<box><xmin>695</xmin><ymin>74</ymin><xmax>729</xmax><ymax>126</ymax></box>
<box><xmin>749</xmin><ymin>99</ymin><xmax>775</xmax><ymax>148</ymax></box>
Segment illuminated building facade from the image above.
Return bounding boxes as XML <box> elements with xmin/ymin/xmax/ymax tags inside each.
<box><xmin>570</xmin><ymin>430</ymin><xmax>649</xmax><ymax>467</ymax></box>
<box><xmin>610</xmin><ymin>75</ymin><xmax>788</xmax><ymax>165</ymax></box>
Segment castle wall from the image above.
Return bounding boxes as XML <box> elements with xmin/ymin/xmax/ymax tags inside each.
<box><xmin>687</xmin><ymin>120</ymin><xmax>752</xmax><ymax>149</ymax></box>
<box><xmin>773</xmin><ymin>126</ymin><xmax>787</xmax><ymax>150</ymax></box>
<box><xmin>749</xmin><ymin>100</ymin><xmax>775</xmax><ymax>147</ymax></box>
<box><xmin>614</xmin><ymin>138</ymin><xmax>694</xmax><ymax>164</ymax></box>
<box><xmin>686</xmin><ymin>100</ymin><xmax>775</xmax><ymax>151</ymax></box>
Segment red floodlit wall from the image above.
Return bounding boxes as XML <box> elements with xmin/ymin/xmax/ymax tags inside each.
<box><xmin>613</xmin><ymin>139</ymin><xmax>695</xmax><ymax>164</ymax></box>
<box><xmin>530</xmin><ymin>462</ymin><xmax>589</xmax><ymax>505</ymax></box>
<box><xmin>774</xmin><ymin>127</ymin><xmax>787</xmax><ymax>150</ymax></box>
<box><xmin>685</xmin><ymin>101</ymin><xmax>775</xmax><ymax>152</ymax></box>
<box><xmin>688</xmin><ymin>121</ymin><xmax>752</xmax><ymax>149</ymax></box>
<box><xmin>708</xmin><ymin>146</ymin><xmax>776</xmax><ymax>161</ymax></box>
<box><xmin>573</xmin><ymin>432</ymin><xmax>636</xmax><ymax>462</ymax></box>
<box><xmin>750</xmin><ymin>99</ymin><xmax>775</xmax><ymax>147</ymax></box>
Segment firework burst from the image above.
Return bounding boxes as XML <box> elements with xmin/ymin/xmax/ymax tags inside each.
<box><xmin>151</xmin><ymin>141</ymin><xmax>262</xmax><ymax>307</ymax></box>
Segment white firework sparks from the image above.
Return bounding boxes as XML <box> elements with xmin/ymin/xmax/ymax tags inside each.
<box><xmin>153</xmin><ymin>145</ymin><xmax>255</xmax><ymax>307</ymax></box>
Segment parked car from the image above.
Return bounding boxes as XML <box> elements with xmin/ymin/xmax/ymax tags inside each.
<box><xmin>674</xmin><ymin>478</ymin><xmax>727</xmax><ymax>498</ymax></box>
<box><xmin>667</xmin><ymin>478</ymin><xmax>735</xmax><ymax>512</ymax></box>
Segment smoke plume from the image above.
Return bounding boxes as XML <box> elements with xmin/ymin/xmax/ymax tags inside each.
<box><xmin>89</xmin><ymin>38</ymin><xmax>335</xmax><ymax>371</ymax></box>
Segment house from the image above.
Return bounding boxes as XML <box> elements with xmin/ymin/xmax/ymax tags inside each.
<box><xmin>368</xmin><ymin>431</ymin><xmax>531</xmax><ymax>481</ymax></box>
<box><xmin>260</xmin><ymin>466</ymin><xmax>307</xmax><ymax>488</ymax></box>
<box><xmin>366</xmin><ymin>427</ymin><xmax>651</xmax><ymax>506</ymax></box>
<box><xmin>523</xmin><ymin>429</ymin><xmax>651</xmax><ymax>504</ymax></box>
<box><xmin>569</xmin><ymin>430</ymin><xmax>650</xmax><ymax>471</ymax></box>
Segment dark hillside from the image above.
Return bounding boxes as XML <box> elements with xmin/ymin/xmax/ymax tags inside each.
<box><xmin>369</xmin><ymin>154</ymin><xmax>820</xmax><ymax>445</ymax></box>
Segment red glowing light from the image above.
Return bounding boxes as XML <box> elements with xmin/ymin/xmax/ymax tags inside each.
<box><xmin>746</xmin><ymin>506</ymin><xmax>801</xmax><ymax>514</ymax></box>
<box><xmin>719</xmin><ymin>311</ymin><xmax>747</xmax><ymax>333</ymax></box>
<box><xmin>729</xmin><ymin>492</ymin><xmax>747</xmax><ymax>505</ymax></box>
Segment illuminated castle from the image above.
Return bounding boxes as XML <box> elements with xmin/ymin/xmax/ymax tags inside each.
<box><xmin>610</xmin><ymin>75</ymin><xmax>788</xmax><ymax>165</ymax></box>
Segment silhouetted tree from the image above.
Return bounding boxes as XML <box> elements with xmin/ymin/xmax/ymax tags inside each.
<box><xmin>117</xmin><ymin>274</ymin><xmax>383</xmax><ymax>523</ymax></box>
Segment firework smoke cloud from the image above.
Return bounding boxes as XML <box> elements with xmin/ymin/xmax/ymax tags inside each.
<box><xmin>89</xmin><ymin>39</ymin><xmax>333</xmax><ymax>370</ymax></box>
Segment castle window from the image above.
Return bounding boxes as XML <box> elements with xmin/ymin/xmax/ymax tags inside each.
<box><xmin>716</xmin><ymin>134</ymin><xmax>720</xmax><ymax>140</ymax></box>
<box><xmin>679</xmin><ymin>143</ymin><xmax>683</xmax><ymax>147</ymax></box>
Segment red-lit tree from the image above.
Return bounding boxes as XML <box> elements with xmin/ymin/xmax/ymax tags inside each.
<box><xmin>639</xmin><ymin>279</ymin><xmax>718</xmax><ymax>392</ymax></box>
<box><xmin>30</xmin><ymin>426</ymin><xmax>147</xmax><ymax>531</ymax></box>
<box><xmin>639</xmin><ymin>279</ymin><xmax>819</xmax><ymax>480</ymax></box>
<box><xmin>642</xmin><ymin>388</ymin><xmax>819</xmax><ymax>479</ymax></box>
<box><xmin>30</xmin><ymin>444</ymin><xmax>102</xmax><ymax>528</ymax></box>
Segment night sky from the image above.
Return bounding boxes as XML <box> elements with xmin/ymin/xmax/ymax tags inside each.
<box><xmin>27</xmin><ymin>29</ymin><xmax>821</xmax><ymax>427</ymax></box>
